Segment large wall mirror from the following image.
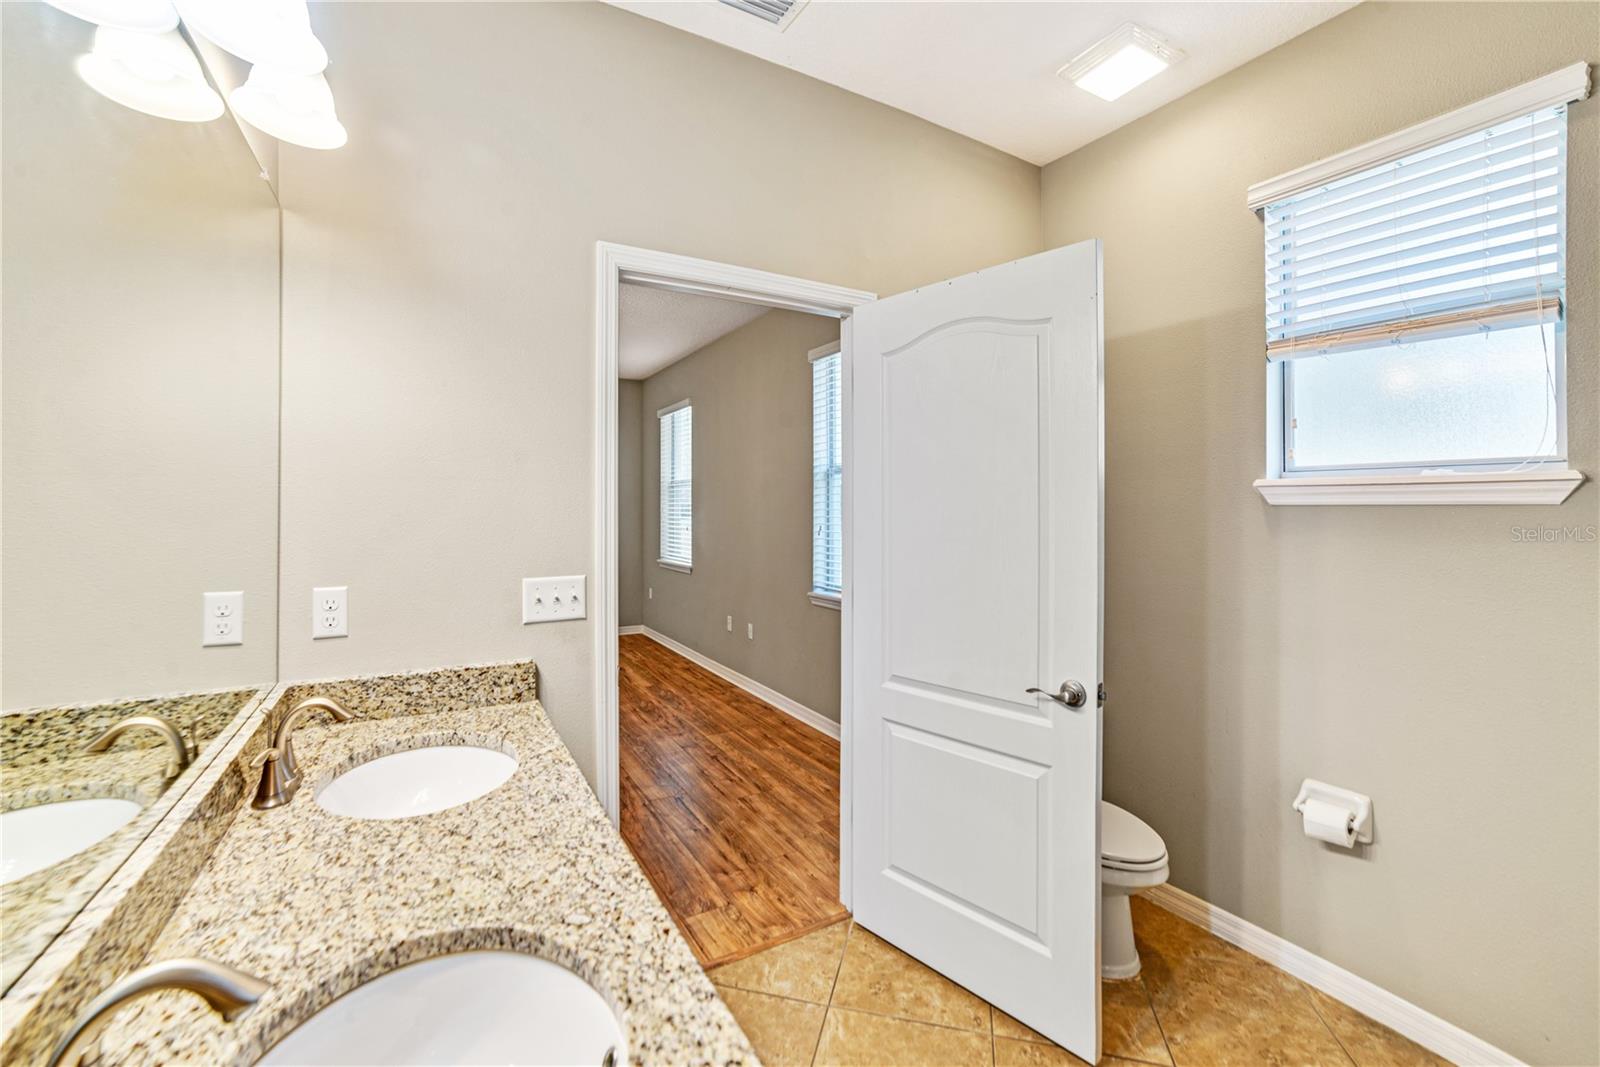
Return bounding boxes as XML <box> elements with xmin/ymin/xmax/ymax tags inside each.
<box><xmin>1</xmin><ymin>3</ymin><xmax>280</xmax><ymax>993</ymax></box>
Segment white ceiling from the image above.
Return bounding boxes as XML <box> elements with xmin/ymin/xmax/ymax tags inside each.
<box><xmin>607</xmin><ymin>1</ymin><xmax>1355</xmax><ymax>165</ymax></box>
<box><xmin>619</xmin><ymin>283</ymin><xmax>770</xmax><ymax>379</ymax></box>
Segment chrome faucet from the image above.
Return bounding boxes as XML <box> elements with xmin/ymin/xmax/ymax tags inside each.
<box><xmin>251</xmin><ymin>696</ymin><xmax>355</xmax><ymax>809</ymax></box>
<box><xmin>82</xmin><ymin>715</ymin><xmax>196</xmax><ymax>779</ymax></box>
<box><xmin>46</xmin><ymin>957</ymin><xmax>269</xmax><ymax>1067</ymax></box>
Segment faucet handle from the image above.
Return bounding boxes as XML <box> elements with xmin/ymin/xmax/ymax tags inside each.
<box><xmin>250</xmin><ymin>746</ymin><xmax>296</xmax><ymax>810</ymax></box>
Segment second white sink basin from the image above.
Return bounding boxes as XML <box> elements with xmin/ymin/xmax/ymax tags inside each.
<box><xmin>314</xmin><ymin>745</ymin><xmax>516</xmax><ymax>820</ymax></box>
<box><xmin>0</xmin><ymin>797</ymin><xmax>143</xmax><ymax>885</ymax></box>
<box><xmin>257</xmin><ymin>951</ymin><xmax>624</xmax><ymax>1066</ymax></box>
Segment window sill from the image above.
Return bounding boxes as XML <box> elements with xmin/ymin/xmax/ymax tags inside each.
<box><xmin>808</xmin><ymin>591</ymin><xmax>841</xmax><ymax>610</ymax></box>
<box><xmin>1254</xmin><ymin>469</ymin><xmax>1585</xmax><ymax>506</ymax></box>
<box><xmin>657</xmin><ymin>559</ymin><xmax>692</xmax><ymax>574</ymax></box>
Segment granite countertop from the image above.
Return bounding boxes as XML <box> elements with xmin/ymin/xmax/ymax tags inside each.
<box><xmin>0</xmin><ymin>747</ymin><xmax>171</xmax><ymax>994</ymax></box>
<box><xmin>92</xmin><ymin>695</ymin><xmax>757</xmax><ymax>1066</ymax></box>
<box><xmin>2</xmin><ymin>685</ymin><xmax>259</xmax><ymax>998</ymax></box>
<box><xmin>0</xmin><ymin>690</ymin><xmax>259</xmax><ymax>770</ymax></box>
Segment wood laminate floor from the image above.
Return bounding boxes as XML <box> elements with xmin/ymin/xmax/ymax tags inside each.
<box><xmin>619</xmin><ymin>633</ymin><xmax>848</xmax><ymax>967</ymax></box>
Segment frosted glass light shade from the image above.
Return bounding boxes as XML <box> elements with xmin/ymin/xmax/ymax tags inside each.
<box><xmin>44</xmin><ymin>0</ymin><xmax>178</xmax><ymax>33</ymax></box>
<box><xmin>174</xmin><ymin>0</ymin><xmax>327</xmax><ymax>75</ymax></box>
<box><xmin>75</xmin><ymin>26</ymin><xmax>224</xmax><ymax>122</ymax></box>
<box><xmin>229</xmin><ymin>66</ymin><xmax>346</xmax><ymax>149</ymax></box>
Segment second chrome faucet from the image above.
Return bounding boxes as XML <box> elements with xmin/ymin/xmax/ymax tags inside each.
<box><xmin>251</xmin><ymin>697</ymin><xmax>355</xmax><ymax>810</ymax></box>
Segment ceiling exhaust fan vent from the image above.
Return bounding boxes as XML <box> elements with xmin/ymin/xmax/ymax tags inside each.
<box><xmin>717</xmin><ymin>0</ymin><xmax>809</xmax><ymax>31</ymax></box>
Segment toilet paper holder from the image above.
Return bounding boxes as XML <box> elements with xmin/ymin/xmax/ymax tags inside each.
<box><xmin>1292</xmin><ymin>779</ymin><xmax>1373</xmax><ymax>845</ymax></box>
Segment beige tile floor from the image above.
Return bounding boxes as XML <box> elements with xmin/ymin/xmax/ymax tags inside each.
<box><xmin>706</xmin><ymin>896</ymin><xmax>1451</xmax><ymax>1067</ymax></box>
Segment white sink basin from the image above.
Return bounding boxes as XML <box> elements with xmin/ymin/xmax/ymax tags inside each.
<box><xmin>314</xmin><ymin>745</ymin><xmax>516</xmax><ymax>820</ymax></box>
<box><xmin>0</xmin><ymin>797</ymin><xmax>143</xmax><ymax>885</ymax></box>
<box><xmin>257</xmin><ymin>951</ymin><xmax>624</xmax><ymax>1066</ymax></box>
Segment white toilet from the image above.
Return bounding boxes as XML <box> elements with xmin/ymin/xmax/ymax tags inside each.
<box><xmin>1100</xmin><ymin>800</ymin><xmax>1168</xmax><ymax>979</ymax></box>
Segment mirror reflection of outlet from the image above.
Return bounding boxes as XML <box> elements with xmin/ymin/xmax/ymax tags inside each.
<box><xmin>203</xmin><ymin>591</ymin><xmax>244</xmax><ymax>646</ymax></box>
<box><xmin>312</xmin><ymin>586</ymin><xmax>348</xmax><ymax>639</ymax></box>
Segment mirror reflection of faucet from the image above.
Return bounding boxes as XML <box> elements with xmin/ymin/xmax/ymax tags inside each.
<box><xmin>81</xmin><ymin>715</ymin><xmax>196</xmax><ymax>779</ymax></box>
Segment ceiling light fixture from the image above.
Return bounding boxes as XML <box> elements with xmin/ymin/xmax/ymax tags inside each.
<box><xmin>44</xmin><ymin>0</ymin><xmax>178</xmax><ymax>34</ymax></box>
<box><xmin>228</xmin><ymin>66</ymin><xmax>346</xmax><ymax>150</ymax></box>
<box><xmin>1058</xmin><ymin>23</ymin><xmax>1183</xmax><ymax>102</ymax></box>
<box><xmin>173</xmin><ymin>0</ymin><xmax>328</xmax><ymax>76</ymax></box>
<box><xmin>74</xmin><ymin>26</ymin><xmax>224</xmax><ymax>122</ymax></box>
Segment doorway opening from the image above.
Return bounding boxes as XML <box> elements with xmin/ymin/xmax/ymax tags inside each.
<box><xmin>593</xmin><ymin>244</ymin><xmax>874</xmax><ymax>964</ymax></box>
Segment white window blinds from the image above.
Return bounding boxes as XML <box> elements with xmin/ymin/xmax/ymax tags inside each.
<box><xmin>1265</xmin><ymin>104</ymin><xmax>1566</xmax><ymax>360</ymax></box>
<box><xmin>658</xmin><ymin>403</ymin><xmax>692</xmax><ymax>568</ymax></box>
<box><xmin>811</xmin><ymin>350</ymin><xmax>842</xmax><ymax>598</ymax></box>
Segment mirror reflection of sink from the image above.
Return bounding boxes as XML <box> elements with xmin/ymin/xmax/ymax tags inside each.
<box><xmin>257</xmin><ymin>951</ymin><xmax>624</xmax><ymax>1066</ymax></box>
<box><xmin>314</xmin><ymin>746</ymin><xmax>516</xmax><ymax>820</ymax></box>
<box><xmin>0</xmin><ymin>797</ymin><xmax>143</xmax><ymax>884</ymax></box>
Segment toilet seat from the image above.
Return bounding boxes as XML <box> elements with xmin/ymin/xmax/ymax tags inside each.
<box><xmin>1101</xmin><ymin>801</ymin><xmax>1166</xmax><ymax>871</ymax></box>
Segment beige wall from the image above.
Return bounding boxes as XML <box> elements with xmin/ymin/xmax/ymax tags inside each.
<box><xmin>1</xmin><ymin>4</ymin><xmax>281</xmax><ymax>709</ymax></box>
<box><xmin>637</xmin><ymin>310</ymin><xmax>842</xmax><ymax>721</ymax></box>
<box><xmin>1040</xmin><ymin>4</ymin><xmax>1598</xmax><ymax>1063</ymax></box>
<box><xmin>618</xmin><ymin>379</ymin><xmax>645</xmax><ymax>628</ymax></box>
<box><xmin>276</xmin><ymin>1</ymin><xmax>1040</xmax><ymax>779</ymax></box>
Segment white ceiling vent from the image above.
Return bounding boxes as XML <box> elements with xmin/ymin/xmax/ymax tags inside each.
<box><xmin>717</xmin><ymin>0</ymin><xmax>809</xmax><ymax>32</ymax></box>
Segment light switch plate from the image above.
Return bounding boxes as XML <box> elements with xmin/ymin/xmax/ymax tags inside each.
<box><xmin>522</xmin><ymin>575</ymin><xmax>586</xmax><ymax>623</ymax></box>
<box><xmin>313</xmin><ymin>586</ymin><xmax>348</xmax><ymax>639</ymax></box>
<box><xmin>203</xmin><ymin>591</ymin><xmax>244</xmax><ymax>647</ymax></box>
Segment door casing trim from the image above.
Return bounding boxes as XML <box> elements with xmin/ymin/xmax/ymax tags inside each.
<box><xmin>594</xmin><ymin>241</ymin><xmax>874</xmax><ymax>907</ymax></box>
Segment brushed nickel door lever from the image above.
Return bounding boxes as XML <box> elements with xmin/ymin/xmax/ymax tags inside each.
<box><xmin>1027</xmin><ymin>680</ymin><xmax>1088</xmax><ymax>708</ymax></box>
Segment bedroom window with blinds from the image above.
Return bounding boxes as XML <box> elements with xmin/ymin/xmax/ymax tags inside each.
<box><xmin>810</xmin><ymin>343</ymin><xmax>842</xmax><ymax>606</ymax></box>
<box><xmin>658</xmin><ymin>401</ymin><xmax>692</xmax><ymax>572</ymax></box>
<box><xmin>1263</xmin><ymin>102</ymin><xmax>1568</xmax><ymax>477</ymax></box>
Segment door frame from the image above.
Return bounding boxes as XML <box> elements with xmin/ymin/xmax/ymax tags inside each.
<box><xmin>592</xmin><ymin>241</ymin><xmax>875</xmax><ymax>906</ymax></box>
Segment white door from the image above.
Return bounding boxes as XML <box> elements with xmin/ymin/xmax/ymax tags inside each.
<box><xmin>848</xmin><ymin>240</ymin><xmax>1104</xmax><ymax>1061</ymax></box>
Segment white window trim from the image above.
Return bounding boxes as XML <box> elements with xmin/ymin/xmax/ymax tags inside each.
<box><xmin>1254</xmin><ymin>469</ymin><xmax>1584</xmax><ymax>506</ymax></box>
<box><xmin>658</xmin><ymin>559</ymin><xmax>692</xmax><ymax>574</ymax></box>
<box><xmin>1247</xmin><ymin>63</ymin><xmax>1591</xmax><ymax>209</ymax></box>
<box><xmin>808</xmin><ymin>590</ymin><xmax>841</xmax><ymax>610</ymax></box>
<box><xmin>1251</xmin><ymin>62</ymin><xmax>1590</xmax><ymax>506</ymax></box>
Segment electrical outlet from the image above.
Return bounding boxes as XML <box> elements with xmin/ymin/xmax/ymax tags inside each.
<box><xmin>313</xmin><ymin>586</ymin><xmax>348</xmax><ymax>639</ymax></box>
<box><xmin>522</xmin><ymin>575</ymin><xmax>586</xmax><ymax>623</ymax></box>
<box><xmin>648</xmin><ymin>587</ymin><xmax>653</xmax><ymax>600</ymax></box>
<box><xmin>747</xmin><ymin>622</ymin><xmax>754</xmax><ymax>640</ymax></box>
<box><xmin>202</xmin><ymin>591</ymin><xmax>243</xmax><ymax>646</ymax></box>
<box><xmin>726</xmin><ymin>615</ymin><xmax>733</xmax><ymax>632</ymax></box>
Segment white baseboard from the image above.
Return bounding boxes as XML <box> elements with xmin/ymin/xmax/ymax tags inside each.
<box><xmin>626</xmin><ymin>626</ymin><xmax>841</xmax><ymax>741</ymax></box>
<box><xmin>1141</xmin><ymin>884</ymin><xmax>1522</xmax><ymax>1067</ymax></box>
